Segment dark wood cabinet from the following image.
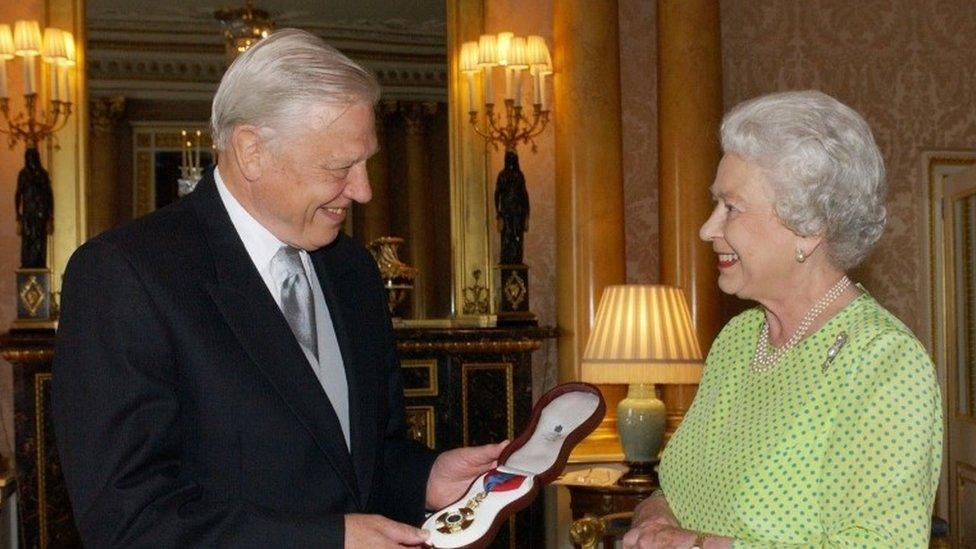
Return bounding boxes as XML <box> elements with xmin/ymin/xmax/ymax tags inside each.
<box><xmin>396</xmin><ymin>325</ymin><xmax>557</xmax><ymax>549</ymax></box>
<box><xmin>1</xmin><ymin>330</ymin><xmax>80</xmax><ymax>549</ymax></box>
<box><xmin>1</xmin><ymin>325</ymin><xmax>556</xmax><ymax>548</ymax></box>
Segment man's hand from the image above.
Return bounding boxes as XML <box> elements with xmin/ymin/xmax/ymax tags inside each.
<box><xmin>344</xmin><ymin>514</ymin><xmax>429</xmax><ymax>548</ymax></box>
<box><xmin>425</xmin><ymin>440</ymin><xmax>508</xmax><ymax>510</ymax></box>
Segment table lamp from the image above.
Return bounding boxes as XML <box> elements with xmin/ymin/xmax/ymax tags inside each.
<box><xmin>581</xmin><ymin>285</ymin><xmax>703</xmax><ymax>486</ymax></box>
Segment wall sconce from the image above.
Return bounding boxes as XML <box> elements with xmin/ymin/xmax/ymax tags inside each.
<box><xmin>459</xmin><ymin>32</ymin><xmax>552</xmax><ymax>326</ymax></box>
<box><xmin>0</xmin><ymin>21</ymin><xmax>77</xmax><ymax>330</ymax></box>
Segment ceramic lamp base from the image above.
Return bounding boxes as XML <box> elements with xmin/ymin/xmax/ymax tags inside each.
<box><xmin>619</xmin><ymin>459</ymin><xmax>660</xmax><ymax>487</ymax></box>
<box><xmin>616</xmin><ymin>383</ymin><xmax>665</xmax><ymax>485</ymax></box>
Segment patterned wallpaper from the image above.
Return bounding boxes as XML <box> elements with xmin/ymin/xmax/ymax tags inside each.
<box><xmin>620</xmin><ymin>0</ymin><xmax>976</xmax><ymax>339</ymax></box>
<box><xmin>620</xmin><ymin>0</ymin><xmax>660</xmax><ymax>285</ymax></box>
<box><xmin>719</xmin><ymin>0</ymin><xmax>976</xmax><ymax>337</ymax></box>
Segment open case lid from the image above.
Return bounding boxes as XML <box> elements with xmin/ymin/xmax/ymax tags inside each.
<box><xmin>423</xmin><ymin>382</ymin><xmax>605</xmax><ymax>549</ymax></box>
<box><xmin>497</xmin><ymin>382</ymin><xmax>604</xmax><ymax>483</ymax></box>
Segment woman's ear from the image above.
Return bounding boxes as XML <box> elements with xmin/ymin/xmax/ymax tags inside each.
<box><xmin>230</xmin><ymin>125</ymin><xmax>264</xmax><ymax>181</ymax></box>
<box><xmin>796</xmin><ymin>232</ymin><xmax>825</xmax><ymax>261</ymax></box>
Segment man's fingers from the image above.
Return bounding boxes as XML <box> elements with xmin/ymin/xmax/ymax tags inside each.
<box><xmin>374</xmin><ymin>515</ymin><xmax>429</xmax><ymax>545</ymax></box>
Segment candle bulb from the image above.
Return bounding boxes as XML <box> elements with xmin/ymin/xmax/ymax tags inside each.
<box><xmin>504</xmin><ymin>67</ymin><xmax>513</xmax><ymax>101</ymax></box>
<box><xmin>63</xmin><ymin>68</ymin><xmax>71</xmax><ymax>103</ymax></box>
<box><xmin>23</xmin><ymin>54</ymin><xmax>35</xmax><ymax>95</ymax></box>
<box><xmin>0</xmin><ymin>61</ymin><xmax>7</xmax><ymax>99</ymax></box>
<box><xmin>465</xmin><ymin>71</ymin><xmax>475</xmax><ymax>111</ymax></box>
<box><xmin>195</xmin><ymin>130</ymin><xmax>202</xmax><ymax>169</ymax></box>
<box><xmin>540</xmin><ymin>73</ymin><xmax>548</xmax><ymax>111</ymax></box>
<box><xmin>181</xmin><ymin>130</ymin><xmax>188</xmax><ymax>170</ymax></box>
<box><xmin>514</xmin><ymin>70</ymin><xmax>523</xmax><ymax>107</ymax></box>
<box><xmin>50</xmin><ymin>64</ymin><xmax>59</xmax><ymax>102</ymax></box>
<box><xmin>533</xmin><ymin>71</ymin><xmax>541</xmax><ymax>106</ymax></box>
<box><xmin>483</xmin><ymin>67</ymin><xmax>493</xmax><ymax>105</ymax></box>
<box><xmin>59</xmin><ymin>65</ymin><xmax>69</xmax><ymax>103</ymax></box>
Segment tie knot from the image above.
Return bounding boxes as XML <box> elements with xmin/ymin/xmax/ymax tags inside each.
<box><xmin>272</xmin><ymin>246</ymin><xmax>305</xmax><ymax>281</ymax></box>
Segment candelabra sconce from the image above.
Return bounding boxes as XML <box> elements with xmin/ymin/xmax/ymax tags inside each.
<box><xmin>0</xmin><ymin>21</ymin><xmax>77</xmax><ymax>330</ymax></box>
<box><xmin>178</xmin><ymin>129</ymin><xmax>207</xmax><ymax>197</ymax></box>
<box><xmin>368</xmin><ymin>236</ymin><xmax>419</xmax><ymax>319</ymax></box>
<box><xmin>459</xmin><ymin>33</ymin><xmax>552</xmax><ymax>326</ymax></box>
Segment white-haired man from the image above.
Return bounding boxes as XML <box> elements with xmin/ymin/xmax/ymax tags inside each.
<box><xmin>52</xmin><ymin>29</ymin><xmax>504</xmax><ymax>547</ymax></box>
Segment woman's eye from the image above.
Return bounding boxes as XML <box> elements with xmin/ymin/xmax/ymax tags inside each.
<box><xmin>725</xmin><ymin>202</ymin><xmax>737</xmax><ymax>213</ymax></box>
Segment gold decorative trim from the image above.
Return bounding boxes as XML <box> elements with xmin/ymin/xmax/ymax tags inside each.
<box><xmin>401</xmin><ymin>359</ymin><xmax>438</xmax><ymax>397</ymax></box>
<box><xmin>35</xmin><ymin>372</ymin><xmax>52</xmax><ymax>549</ymax></box>
<box><xmin>397</xmin><ymin>340</ymin><xmax>541</xmax><ymax>354</ymax></box>
<box><xmin>405</xmin><ymin>405</ymin><xmax>436</xmax><ymax>448</ymax></box>
<box><xmin>135</xmin><ymin>151</ymin><xmax>153</xmax><ymax>217</ymax></box>
<box><xmin>460</xmin><ymin>362</ymin><xmax>514</xmax><ymax>446</ymax></box>
<box><xmin>0</xmin><ymin>348</ymin><xmax>55</xmax><ymax>363</ymax></box>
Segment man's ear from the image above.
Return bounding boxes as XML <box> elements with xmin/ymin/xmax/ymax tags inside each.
<box><xmin>230</xmin><ymin>125</ymin><xmax>264</xmax><ymax>181</ymax></box>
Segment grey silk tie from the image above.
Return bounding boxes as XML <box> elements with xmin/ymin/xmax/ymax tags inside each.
<box><xmin>272</xmin><ymin>246</ymin><xmax>318</xmax><ymax>359</ymax></box>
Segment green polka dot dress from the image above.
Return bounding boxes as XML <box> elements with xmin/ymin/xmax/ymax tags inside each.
<box><xmin>659</xmin><ymin>290</ymin><xmax>943</xmax><ymax>547</ymax></box>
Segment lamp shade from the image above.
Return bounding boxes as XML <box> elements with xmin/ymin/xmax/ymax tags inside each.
<box><xmin>459</xmin><ymin>41</ymin><xmax>480</xmax><ymax>73</ymax></box>
<box><xmin>477</xmin><ymin>33</ymin><xmax>498</xmax><ymax>66</ymax></box>
<box><xmin>0</xmin><ymin>25</ymin><xmax>15</xmax><ymax>60</ymax></box>
<box><xmin>581</xmin><ymin>285</ymin><xmax>703</xmax><ymax>384</ymax></box>
<box><xmin>525</xmin><ymin>35</ymin><xmax>549</xmax><ymax>68</ymax></box>
<box><xmin>13</xmin><ymin>20</ymin><xmax>42</xmax><ymax>56</ymax></box>
<box><xmin>42</xmin><ymin>27</ymin><xmax>66</xmax><ymax>63</ymax></box>
<box><xmin>496</xmin><ymin>31</ymin><xmax>513</xmax><ymax>65</ymax></box>
<box><xmin>506</xmin><ymin>36</ymin><xmax>529</xmax><ymax>69</ymax></box>
<box><xmin>59</xmin><ymin>31</ymin><xmax>76</xmax><ymax>67</ymax></box>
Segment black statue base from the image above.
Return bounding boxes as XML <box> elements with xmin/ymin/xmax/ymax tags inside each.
<box><xmin>14</xmin><ymin>268</ymin><xmax>57</xmax><ymax>331</ymax></box>
<box><xmin>495</xmin><ymin>264</ymin><xmax>537</xmax><ymax>326</ymax></box>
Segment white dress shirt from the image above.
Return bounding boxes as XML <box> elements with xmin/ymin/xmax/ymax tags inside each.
<box><xmin>214</xmin><ymin>167</ymin><xmax>351</xmax><ymax>448</ymax></box>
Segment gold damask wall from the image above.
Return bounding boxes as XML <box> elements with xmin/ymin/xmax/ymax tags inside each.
<box><xmin>619</xmin><ymin>0</ymin><xmax>976</xmax><ymax>340</ymax></box>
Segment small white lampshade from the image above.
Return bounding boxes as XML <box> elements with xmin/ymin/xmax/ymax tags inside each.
<box><xmin>525</xmin><ymin>36</ymin><xmax>549</xmax><ymax>68</ymax></box>
<box><xmin>0</xmin><ymin>25</ymin><xmax>15</xmax><ymax>60</ymax></box>
<box><xmin>459</xmin><ymin>41</ymin><xmax>480</xmax><ymax>73</ymax></box>
<box><xmin>477</xmin><ymin>33</ymin><xmax>498</xmax><ymax>67</ymax></box>
<box><xmin>13</xmin><ymin>20</ymin><xmax>42</xmax><ymax>56</ymax></box>
<box><xmin>506</xmin><ymin>36</ymin><xmax>529</xmax><ymax>69</ymax></box>
<box><xmin>496</xmin><ymin>31</ymin><xmax>513</xmax><ymax>66</ymax></box>
<box><xmin>581</xmin><ymin>285</ymin><xmax>703</xmax><ymax>384</ymax></box>
<box><xmin>59</xmin><ymin>31</ymin><xmax>76</xmax><ymax>67</ymax></box>
<box><xmin>42</xmin><ymin>27</ymin><xmax>66</xmax><ymax>63</ymax></box>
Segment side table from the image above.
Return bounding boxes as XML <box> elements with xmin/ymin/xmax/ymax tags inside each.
<box><xmin>566</xmin><ymin>482</ymin><xmax>655</xmax><ymax>548</ymax></box>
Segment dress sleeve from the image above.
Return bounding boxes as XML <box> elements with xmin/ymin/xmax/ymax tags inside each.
<box><xmin>732</xmin><ymin>331</ymin><xmax>943</xmax><ymax>548</ymax></box>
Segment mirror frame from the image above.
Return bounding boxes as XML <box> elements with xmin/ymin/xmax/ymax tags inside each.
<box><xmin>447</xmin><ymin>0</ymin><xmax>494</xmax><ymax>321</ymax></box>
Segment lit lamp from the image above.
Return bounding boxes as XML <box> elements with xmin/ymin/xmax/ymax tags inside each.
<box><xmin>581</xmin><ymin>285</ymin><xmax>703</xmax><ymax>486</ymax></box>
<box><xmin>0</xmin><ymin>21</ymin><xmax>77</xmax><ymax>330</ymax></box>
<box><xmin>459</xmin><ymin>32</ymin><xmax>553</xmax><ymax>326</ymax></box>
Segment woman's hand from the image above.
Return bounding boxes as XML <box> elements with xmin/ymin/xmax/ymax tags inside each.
<box><xmin>622</xmin><ymin>494</ymin><xmax>694</xmax><ymax>549</ymax></box>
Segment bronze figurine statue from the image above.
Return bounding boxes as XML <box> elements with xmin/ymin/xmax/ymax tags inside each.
<box><xmin>495</xmin><ymin>150</ymin><xmax>529</xmax><ymax>265</ymax></box>
<box><xmin>15</xmin><ymin>148</ymin><xmax>54</xmax><ymax>269</ymax></box>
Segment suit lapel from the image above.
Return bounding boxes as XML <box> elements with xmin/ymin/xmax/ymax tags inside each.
<box><xmin>190</xmin><ymin>173</ymin><xmax>361</xmax><ymax>503</ymax></box>
<box><xmin>311</xmin><ymin>242</ymin><xmax>379</xmax><ymax>507</ymax></box>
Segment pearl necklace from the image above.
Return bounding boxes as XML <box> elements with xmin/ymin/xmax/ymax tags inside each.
<box><xmin>750</xmin><ymin>275</ymin><xmax>852</xmax><ymax>373</ymax></box>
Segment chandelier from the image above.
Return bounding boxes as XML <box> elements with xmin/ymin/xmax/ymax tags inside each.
<box><xmin>214</xmin><ymin>1</ymin><xmax>274</xmax><ymax>62</ymax></box>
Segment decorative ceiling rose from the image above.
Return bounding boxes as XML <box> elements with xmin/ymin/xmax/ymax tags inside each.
<box><xmin>214</xmin><ymin>1</ymin><xmax>274</xmax><ymax>62</ymax></box>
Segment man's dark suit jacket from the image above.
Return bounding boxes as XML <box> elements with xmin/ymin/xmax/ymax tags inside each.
<box><xmin>52</xmin><ymin>170</ymin><xmax>437</xmax><ymax>547</ymax></box>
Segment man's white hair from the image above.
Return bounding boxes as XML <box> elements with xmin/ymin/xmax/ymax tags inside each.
<box><xmin>210</xmin><ymin>28</ymin><xmax>380</xmax><ymax>150</ymax></box>
<box><xmin>720</xmin><ymin>90</ymin><xmax>887</xmax><ymax>270</ymax></box>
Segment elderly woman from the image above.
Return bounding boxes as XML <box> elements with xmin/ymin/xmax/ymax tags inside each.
<box><xmin>623</xmin><ymin>91</ymin><xmax>942</xmax><ymax>548</ymax></box>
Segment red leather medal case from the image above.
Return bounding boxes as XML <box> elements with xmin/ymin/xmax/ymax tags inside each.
<box><xmin>422</xmin><ymin>382</ymin><xmax>606</xmax><ymax>548</ymax></box>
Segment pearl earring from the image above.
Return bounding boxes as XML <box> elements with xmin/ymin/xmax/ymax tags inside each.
<box><xmin>795</xmin><ymin>248</ymin><xmax>806</xmax><ymax>263</ymax></box>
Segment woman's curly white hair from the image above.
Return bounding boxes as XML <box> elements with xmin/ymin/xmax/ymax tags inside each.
<box><xmin>720</xmin><ymin>90</ymin><xmax>886</xmax><ymax>270</ymax></box>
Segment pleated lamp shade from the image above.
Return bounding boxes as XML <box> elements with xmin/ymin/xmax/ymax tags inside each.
<box><xmin>581</xmin><ymin>285</ymin><xmax>703</xmax><ymax>384</ymax></box>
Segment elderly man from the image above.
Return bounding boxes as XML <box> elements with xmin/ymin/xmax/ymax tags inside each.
<box><xmin>52</xmin><ymin>29</ymin><xmax>503</xmax><ymax>547</ymax></box>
